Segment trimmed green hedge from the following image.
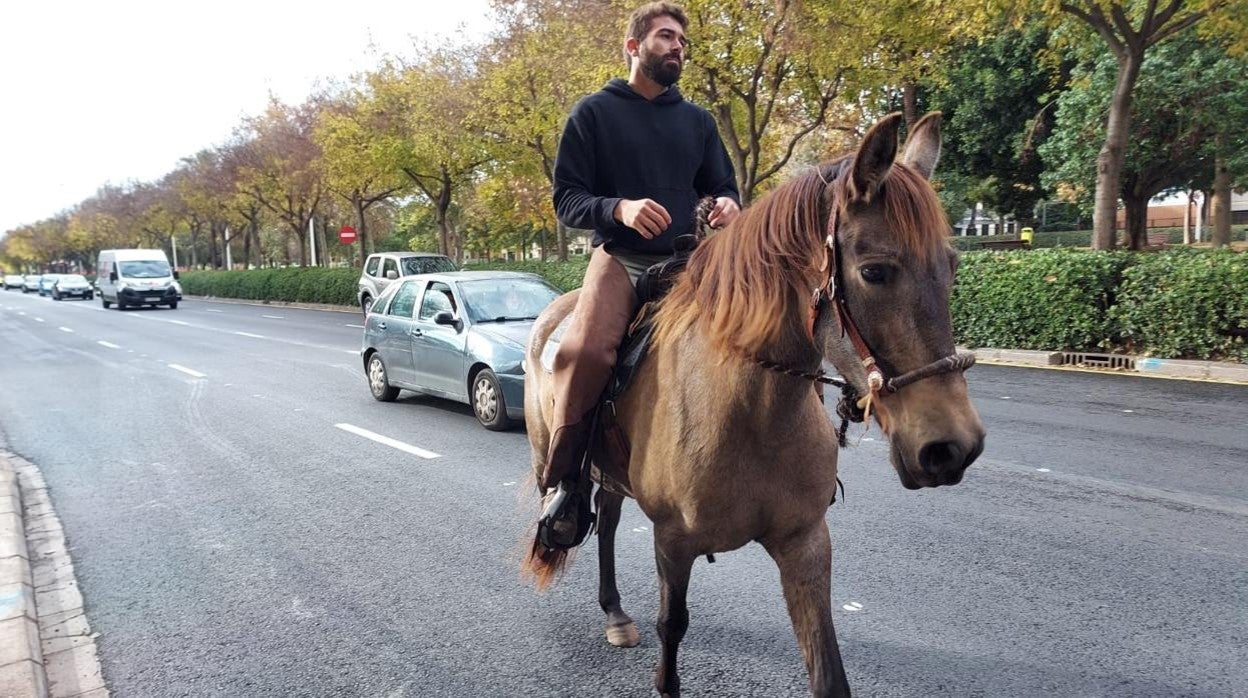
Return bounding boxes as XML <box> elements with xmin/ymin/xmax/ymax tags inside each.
<box><xmin>180</xmin><ymin>267</ymin><xmax>359</xmax><ymax>306</ymax></box>
<box><xmin>181</xmin><ymin>248</ymin><xmax>1247</xmax><ymax>362</ymax></box>
<box><xmin>1111</xmin><ymin>249</ymin><xmax>1248</xmax><ymax>362</ymax></box>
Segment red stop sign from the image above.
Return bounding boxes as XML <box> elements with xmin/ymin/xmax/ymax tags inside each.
<box><xmin>339</xmin><ymin>226</ymin><xmax>357</xmax><ymax>244</ymax></box>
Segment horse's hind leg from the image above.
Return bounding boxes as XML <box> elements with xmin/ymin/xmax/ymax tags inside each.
<box><xmin>596</xmin><ymin>488</ymin><xmax>639</xmax><ymax>647</ymax></box>
<box><xmin>764</xmin><ymin>523</ymin><xmax>851</xmax><ymax>697</ymax></box>
<box><xmin>652</xmin><ymin>539</ymin><xmax>695</xmax><ymax>697</ymax></box>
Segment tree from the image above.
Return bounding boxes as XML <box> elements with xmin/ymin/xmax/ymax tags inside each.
<box><xmin>1030</xmin><ymin>0</ymin><xmax>1248</xmax><ymax>249</ymax></box>
<box><xmin>234</xmin><ymin>99</ymin><xmax>326</xmax><ymax>266</ymax></box>
<box><xmin>1040</xmin><ymin>32</ymin><xmax>1248</xmax><ymax>249</ymax></box>
<box><xmin>315</xmin><ymin>86</ymin><xmax>408</xmax><ymax>262</ymax></box>
<box><xmin>925</xmin><ymin>26</ymin><xmax>1069</xmax><ymax>226</ymax></box>
<box><xmin>370</xmin><ymin>51</ymin><xmax>489</xmax><ymax>264</ymax></box>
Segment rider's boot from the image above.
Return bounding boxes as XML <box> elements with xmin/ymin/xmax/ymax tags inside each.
<box><xmin>537</xmin><ymin>249</ymin><xmax>637</xmax><ymax>549</ymax></box>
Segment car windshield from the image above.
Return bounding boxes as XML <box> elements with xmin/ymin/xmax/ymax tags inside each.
<box><xmin>61</xmin><ymin>275</ymin><xmax>87</xmax><ymax>284</ymax></box>
<box><xmin>459</xmin><ymin>278</ymin><xmax>560</xmax><ymax>323</ymax></box>
<box><xmin>402</xmin><ymin>256</ymin><xmax>456</xmax><ymax>275</ymax></box>
<box><xmin>119</xmin><ymin>260</ymin><xmax>171</xmax><ymax>278</ymax></box>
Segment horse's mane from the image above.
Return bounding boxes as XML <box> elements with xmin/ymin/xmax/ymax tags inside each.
<box><xmin>653</xmin><ymin>158</ymin><xmax>950</xmax><ymax>357</ymax></box>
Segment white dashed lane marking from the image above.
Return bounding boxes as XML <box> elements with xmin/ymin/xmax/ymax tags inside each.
<box><xmin>34</xmin><ymin>317</ymin><xmax>45</xmax><ymax>323</ymax></box>
<box><xmin>205</xmin><ymin>309</ymin><xmax>223</xmax><ymax>313</ymax></box>
<box><xmin>59</xmin><ymin>327</ymin><xmax>74</xmax><ymax>333</ymax></box>
<box><xmin>1037</xmin><ymin>468</ymin><xmax>1051</xmax><ymax>473</ymax></box>
<box><xmin>234</xmin><ymin>331</ymin><xmax>265</xmax><ymax>339</ymax></box>
<box><xmin>97</xmin><ymin>341</ymin><xmax>121</xmax><ymax>349</ymax></box>
<box><xmin>842</xmin><ymin>601</ymin><xmax>864</xmax><ymax>612</ymax></box>
<box><xmin>169</xmin><ymin>320</ymin><xmax>191</xmax><ymax>326</ymax></box>
<box><xmin>345</xmin><ymin>324</ymin><xmax>364</xmax><ymax>329</ymax></box>
<box><xmin>168</xmin><ymin>364</ymin><xmax>207</xmax><ymax>379</ymax></box>
<box><xmin>261</xmin><ymin>315</ymin><xmax>285</xmax><ymax>319</ymax></box>
<box><xmin>334</xmin><ymin>423</ymin><xmax>440</xmax><ymax>459</ymax></box>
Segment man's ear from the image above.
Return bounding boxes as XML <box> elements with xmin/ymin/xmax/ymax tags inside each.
<box><xmin>625</xmin><ymin>37</ymin><xmax>640</xmax><ymax>60</ymax></box>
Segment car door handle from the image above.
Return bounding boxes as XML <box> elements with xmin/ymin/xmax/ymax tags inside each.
<box><xmin>410</xmin><ymin>329</ymin><xmax>423</xmax><ymax>337</ymax></box>
<box><xmin>378</xmin><ymin>322</ymin><xmax>387</xmax><ymax>330</ymax></box>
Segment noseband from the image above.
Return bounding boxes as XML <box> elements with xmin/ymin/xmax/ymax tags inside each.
<box><xmin>754</xmin><ymin>170</ymin><xmax>975</xmax><ymax>434</ymax></box>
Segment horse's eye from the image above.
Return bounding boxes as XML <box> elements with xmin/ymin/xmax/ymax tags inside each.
<box><xmin>859</xmin><ymin>265</ymin><xmax>890</xmax><ymax>285</ymax></box>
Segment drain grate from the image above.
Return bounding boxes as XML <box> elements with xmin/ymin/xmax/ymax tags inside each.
<box><xmin>1060</xmin><ymin>351</ymin><xmax>1136</xmax><ymax>370</ymax></box>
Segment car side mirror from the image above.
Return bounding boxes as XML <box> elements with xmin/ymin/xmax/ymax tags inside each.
<box><xmin>173</xmin><ymin>270</ymin><xmax>180</xmax><ymax>279</ymax></box>
<box><xmin>109</xmin><ymin>271</ymin><xmax>118</xmax><ymax>282</ymax></box>
<box><xmin>433</xmin><ymin>311</ymin><xmax>461</xmax><ymax>330</ymax></box>
<box><xmin>385</xmin><ymin>270</ymin><xmax>398</xmax><ymax>280</ymax></box>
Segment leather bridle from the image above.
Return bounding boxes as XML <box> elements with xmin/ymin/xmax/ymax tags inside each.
<box><xmin>755</xmin><ymin>170</ymin><xmax>976</xmax><ymax>403</ymax></box>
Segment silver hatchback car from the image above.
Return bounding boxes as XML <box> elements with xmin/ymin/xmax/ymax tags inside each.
<box><xmin>361</xmin><ymin>271</ymin><xmax>561</xmax><ymax>430</ymax></box>
<box><xmin>357</xmin><ymin>252</ymin><xmax>456</xmax><ymax>313</ymax></box>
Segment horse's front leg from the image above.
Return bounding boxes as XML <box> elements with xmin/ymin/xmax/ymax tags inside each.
<box><xmin>596</xmin><ymin>487</ymin><xmax>639</xmax><ymax>647</ymax></box>
<box><xmin>764</xmin><ymin>522</ymin><xmax>851</xmax><ymax>697</ymax></box>
<box><xmin>653</xmin><ymin>538</ymin><xmax>695</xmax><ymax>697</ymax></box>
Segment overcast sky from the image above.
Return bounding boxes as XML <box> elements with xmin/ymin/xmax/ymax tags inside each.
<box><xmin>0</xmin><ymin>0</ymin><xmax>494</xmax><ymax>233</ymax></box>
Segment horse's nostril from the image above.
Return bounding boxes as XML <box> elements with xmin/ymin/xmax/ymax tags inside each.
<box><xmin>919</xmin><ymin>441</ymin><xmax>962</xmax><ymax>475</ymax></box>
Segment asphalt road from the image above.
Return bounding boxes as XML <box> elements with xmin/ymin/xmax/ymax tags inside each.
<box><xmin>1</xmin><ymin>289</ymin><xmax>1245</xmax><ymax>697</ymax></box>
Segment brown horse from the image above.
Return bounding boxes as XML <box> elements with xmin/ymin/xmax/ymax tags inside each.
<box><xmin>523</xmin><ymin>112</ymin><xmax>985</xmax><ymax>697</ymax></box>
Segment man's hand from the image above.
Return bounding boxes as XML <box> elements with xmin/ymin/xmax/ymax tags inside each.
<box><xmin>614</xmin><ymin>199</ymin><xmax>671</xmax><ymax>239</ymax></box>
<box><xmin>707</xmin><ymin>196</ymin><xmax>740</xmax><ymax>229</ymax></box>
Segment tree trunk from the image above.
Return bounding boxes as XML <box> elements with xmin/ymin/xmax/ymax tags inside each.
<box><xmin>1092</xmin><ymin>54</ymin><xmax>1142</xmax><ymax>250</ymax></box>
<box><xmin>1211</xmin><ymin>133</ymin><xmax>1232</xmax><ymax>248</ymax></box>
<box><xmin>556</xmin><ymin>219</ymin><xmax>568</xmax><ymax>261</ymax></box>
<box><xmin>294</xmin><ymin>221</ymin><xmax>307</xmax><ymax>267</ymax></box>
<box><xmin>1123</xmin><ymin>191</ymin><xmax>1148</xmax><ymax>251</ymax></box>
<box><xmin>902</xmin><ymin>80</ymin><xmax>919</xmax><ymax>133</ymax></box>
<box><xmin>355</xmin><ymin>198</ymin><xmax>369</xmax><ymax>267</ymax></box>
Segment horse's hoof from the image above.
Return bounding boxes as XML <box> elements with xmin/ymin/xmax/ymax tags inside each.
<box><xmin>606</xmin><ymin>621</ymin><xmax>640</xmax><ymax>647</ymax></box>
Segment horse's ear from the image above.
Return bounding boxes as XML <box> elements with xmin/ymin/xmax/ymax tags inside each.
<box><xmin>901</xmin><ymin>111</ymin><xmax>942</xmax><ymax>179</ymax></box>
<box><xmin>850</xmin><ymin>113</ymin><xmax>902</xmax><ymax>204</ymax></box>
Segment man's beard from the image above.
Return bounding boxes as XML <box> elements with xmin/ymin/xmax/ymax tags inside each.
<box><xmin>640</xmin><ymin>48</ymin><xmax>682</xmax><ymax>87</ymax></box>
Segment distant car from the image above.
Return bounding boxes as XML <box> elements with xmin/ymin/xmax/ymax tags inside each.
<box><xmin>37</xmin><ymin>274</ymin><xmax>63</xmax><ymax>296</ymax></box>
<box><xmin>357</xmin><ymin>252</ymin><xmax>457</xmax><ymax>314</ymax></box>
<box><xmin>3</xmin><ymin>274</ymin><xmax>23</xmax><ymax>290</ymax></box>
<box><xmin>52</xmin><ymin>274</ymin><xmax>94</xmax><ymax>301</ymax></box>
<box><xmin>22</xmin><ymin>275</ymin><xmax>41</xmax><ymax>293</ymax></box>
<box><xmin>361</xmin><ymin>271</ymin><xmax>561</xmax><ymax>430</ymax></box>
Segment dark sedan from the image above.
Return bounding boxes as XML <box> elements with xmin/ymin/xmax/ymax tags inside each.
<box><xmin>360</xmin><ymin>271</ymin><xmax>561</xmax><ymax>430</ymax></box>
<box><xmin>53</xmin><ymin>274</ymin><xmax>94</xmax><ymax>300</ymax></box>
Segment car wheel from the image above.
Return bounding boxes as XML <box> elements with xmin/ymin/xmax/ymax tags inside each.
<box><xmin>367</xmin><ymin>353</ymin><xmax>400</xmax><ymax>402</ymax></box>
<box><xmin>116</xmin><ymin>298</ymin><xmax>127</xmax><ymax>310</ymax></box>
<box><xmin>86</xmin><ymin>294</ymin><xmax>93</xmax><ymax>301</ymax></box>
<box><xmin>360</xmin><ymin>294</ymin><xmax>373</xmax><ymax>314</ymax></box>
<box><xmin>101</xmin><ymin>296</ymin><xmax>111</xmax><ymax>309</ymax></box>
<box><xmin>53</xmin><ymin>292</ymin><xmax>61</xmax><ymax>300</ymax></box>
<box><xmin>168</xmin><ymin>300</ymin><xmax>178</xmax><ymax>309</ymax></box>
<box><xmin>472</xmin><ymin>368</ymin><xmax>512</xmax><ymax>431</ymax></box>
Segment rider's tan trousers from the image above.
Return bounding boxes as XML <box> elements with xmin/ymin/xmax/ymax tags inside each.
<box><xmin>540</xmin><ymin>247</ymin><xmax>638</xmax><ymax>489</ymax></box>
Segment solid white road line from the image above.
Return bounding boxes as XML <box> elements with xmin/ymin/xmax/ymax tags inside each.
<box><xmin>169</xmin><ymin>320</ymin><xmax>191</xmax><ymax>326</ymax></box>
<box><xmin>59</xmin><ymin>326</ymin><xmax>74</xmax><ymax>333</ymax></box>
<box><xmin>334</xmin><ymin>423</ymin><xmax>441</xmax><ymax>459</ymax></box>
<box><xmin>205</xmin><ymin>309</ymin><xmax>223</xmax><ymax>313</ymax></box>
<box><xmin>261</xmin><ymin>314</ymin><xmax>285</xmax><ymax>319</ymax></box>
<box><xmin>97</xmin><ymin>341</ymin><xmax>121</xmax><ymax>349</ymax></box>
<box><xmin>234</xmin><ymin>331</ymin><xmax>265</xmax><ymax>339</ymax></box>
<box><xmin>168</xmin><ymin>364</ymin><xmax>207</xmax><ymax>378</ymax></box>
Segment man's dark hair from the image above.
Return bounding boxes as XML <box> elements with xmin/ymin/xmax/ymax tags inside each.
<box><xmin>623</xmin><ymin>2</ymin><xmax>689</xmax><ymax>67</ymax></box>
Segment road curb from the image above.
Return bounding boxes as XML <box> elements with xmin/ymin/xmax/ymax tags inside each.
<box><xmin>0</xmin><ymin>453</ymin><xmax>47</xmax><ymax>698</ymax></box>
<box><xmin>970</xmin><ymin>347</ymin><xmax>1248</xmax><ymax>385</ymax></box>
<box><xmin>188</xmin><ymin>295</ymin><xmax>359</xmax><ymax>314</ymax></box>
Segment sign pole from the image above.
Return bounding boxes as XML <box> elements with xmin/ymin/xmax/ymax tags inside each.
<box><xmin>309</xmin><ymin>217</ymin><xmax>317</xmax><ymax>267</ymax></box>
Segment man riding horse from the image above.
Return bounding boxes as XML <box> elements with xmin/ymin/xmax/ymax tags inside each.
<box><xmin>540</xmin><ymin>1</ymin><xmax>741</xmax><ymax>531</ymax></box>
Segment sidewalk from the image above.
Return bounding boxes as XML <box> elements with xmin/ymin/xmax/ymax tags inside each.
<box><xmin>0</xmin><ymin>444</ymin><xmax>107</xmax><ymax>698</ymax></box>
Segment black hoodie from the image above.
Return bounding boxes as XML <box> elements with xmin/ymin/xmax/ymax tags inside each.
<box><xmin>552</xmin><ymin>78</ymin><xmax>739</xmax><ymax>254</ymax></box>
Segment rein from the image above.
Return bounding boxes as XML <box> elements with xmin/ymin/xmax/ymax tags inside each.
<box><xmin>752</xmin><ymin>169</ymin><xmax>976</xmax><ymax>443</ymax></box>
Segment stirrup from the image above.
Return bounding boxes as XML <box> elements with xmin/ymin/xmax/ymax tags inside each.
<box><xmin>537</xmin><ymin>480</ymin><xmax>596</xmax><ymax>551</ymax></box>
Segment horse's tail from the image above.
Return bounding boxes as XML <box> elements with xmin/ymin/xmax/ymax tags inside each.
<box><xmin>521</xmin><ymin>538</ymin><xmax>573</xmax><ymax>592</ymax></box>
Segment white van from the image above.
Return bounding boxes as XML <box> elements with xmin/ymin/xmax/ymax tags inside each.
<box><xmin>97</xmin><ymin>249</ymin><xmax>182</xmax><ymax>310</ymax></box>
